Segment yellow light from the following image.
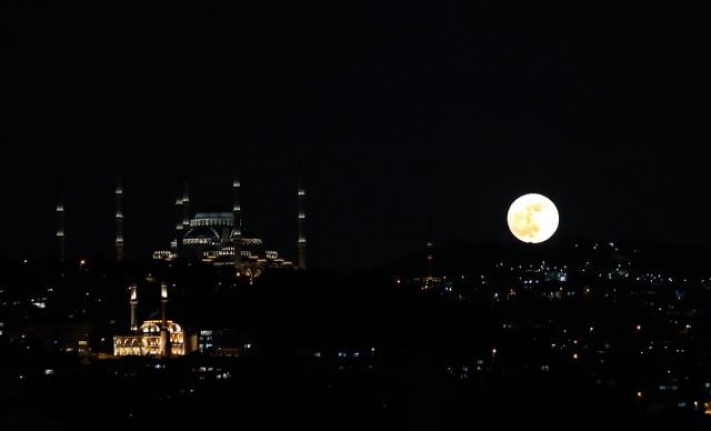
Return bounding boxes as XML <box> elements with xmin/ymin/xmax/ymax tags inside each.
<box><xmin>507</xmin><ymin>193</ymin><xmax>559</xmax><ymax>244</ymax></box>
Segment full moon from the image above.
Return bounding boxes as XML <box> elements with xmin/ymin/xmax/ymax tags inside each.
<box><xmin>507</xmin><ymin>193</ymin><xmax>559</xmax><ymax>244</ymax></box>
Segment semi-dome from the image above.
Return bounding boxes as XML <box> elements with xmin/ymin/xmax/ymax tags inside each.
<box><xmin>183</xmin><ymin>226</ymin><xmax>222</xmax><ymax>245</ymax></box>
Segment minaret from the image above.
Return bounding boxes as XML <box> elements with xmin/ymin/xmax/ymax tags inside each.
<box><xmin>129</xmin><ymin>284</ymin><xmax>138</xmax><ymax>333</ymax></box>
<box><xmin>297</xmin><ymin>176</ymin><xmax>307</xmax><ymax>269</ymax></box>
<box><xmin>56</xmin><ymin>194</ymin><xmax>65</xmax><ymax>264</ymax></box>
<box><xmin>175</xmin><ymin>194</ymin><xmax>184</xmax><ymax>257</ymax></box>
<box><xmin>426</xmin><ymin>218</ymin><xmax>434</xmax><ymax>283</ymax></box>
<box><xmin>232</xmin><ymin>174</ymin><xmax>242</xmax><ymax>273</ymax></box>
<box><xmin>159</xmin><ymin>283</ymin><xmax>170</xmax><ymax>359</ymax></box>
<box><xmin>115</xmin><ymin>175</ymin><xmax>124</xmax><ymax>262</ymax></box>
<box><xmin>182</xmin><ymin>180</ymin><xmax>190</xmax><ymax>230</ymax></box>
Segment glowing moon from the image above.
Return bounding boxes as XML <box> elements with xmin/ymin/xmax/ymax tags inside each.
<box><xmin>507</xmin><ymin>193</ymin><xmax>559</xmax><ymax>244</ymax></box>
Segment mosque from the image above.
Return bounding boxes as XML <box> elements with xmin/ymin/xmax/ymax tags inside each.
<box><xmin>151</xmin><ymin>175</ymin><xmax>307</xmax><ymax>280</ymax></box>
<box><xmin>113</xmin><ymin>283</ymin><xmax>198</xmax><ymax>358</ymax></box>
<box><xmin>57</xmin><ymin>174</ymin><xmax>307</xmax><ymax>282</ymax></box>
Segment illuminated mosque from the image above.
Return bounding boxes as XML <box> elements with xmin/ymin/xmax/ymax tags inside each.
<box><xmin>56</xmin><ymin>174</ymin><xmax>307</xmax><ymax>281</ymax></box>
<box><xmin>151</xmin><ymin>175</ymin><xmax>308</xmax><ymax>280</ymax></box>
<box><xmin>113</xmin><ymin>283</ymin><xmax>198</xmax><ymax>357</ymax></box>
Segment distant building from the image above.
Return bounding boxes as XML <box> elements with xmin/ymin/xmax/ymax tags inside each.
<box><xmin>198</xmin><ymin>329</ymin><xmax>254</xmax><ymax>357</ymax></box>
<box><xmin>12</xmin><ymin>322</ymin><xmax>95</xmax><ymax>355</ymax></box>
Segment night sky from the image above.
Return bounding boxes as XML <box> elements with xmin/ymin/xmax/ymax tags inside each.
<box><xmin>1</xmin><ymin>2</ymin><xmax>709</xmax><ymax>269</ymax></box>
